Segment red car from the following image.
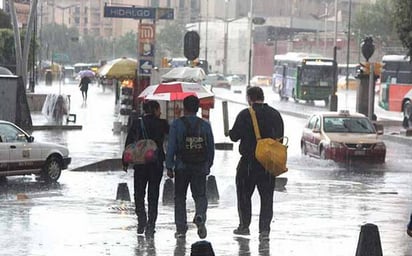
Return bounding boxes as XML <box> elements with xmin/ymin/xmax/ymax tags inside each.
<box><xmin>300</xmin><ymin>111</ymin><xmax>386</xmax><ymax>163</ymax></box>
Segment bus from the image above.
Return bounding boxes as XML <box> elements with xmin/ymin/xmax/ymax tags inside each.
<box><xmin>378</xmin><ymin>55</ymin><xmax>412</xmax><ymax>112</ymax></box>
<box><xmin>273</xmin><ymin>52</ymin><xmax>336</xmax><ymax>106</ymax></box>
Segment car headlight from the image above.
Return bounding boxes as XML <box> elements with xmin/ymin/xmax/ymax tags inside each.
<box><xmin>330</xmin><ymin>141</ymin><xmax>344</xmax><ymax>149</ymax></box>
<box><xmin>374</xmin><ymin>142</ymin><xmax>386</xmax><ymax>150</ymax></box>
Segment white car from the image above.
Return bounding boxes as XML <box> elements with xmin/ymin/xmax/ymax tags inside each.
<box><xmin>0</xmin><ymin>120</ymin><xmax>71</xmax><ymax>182</ymax></box>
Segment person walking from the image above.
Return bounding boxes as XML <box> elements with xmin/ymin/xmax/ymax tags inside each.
<box><xmin>123</xmin><ymin>100</ymin><xmax>169</xmax><ymax>238</ymax></box>
<box><xmin>79</xmin><ymin>76</ymin><xmax>91</xmax><ymax>101</ymax></box>
<box><xmin>166</xmin><ymin>95</ymin><xmax>215</xmax><ymax>239</ymax></box>
<box><xmin>228</xmin><ymin>86</ymin><xmax>284</xmax><ymax>240</ymax></box>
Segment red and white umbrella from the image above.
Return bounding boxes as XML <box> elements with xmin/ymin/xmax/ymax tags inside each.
<box><xmin>138</xmin><ymin>82</ymin><xmax>214</xmax><ymax>108</ymax></box>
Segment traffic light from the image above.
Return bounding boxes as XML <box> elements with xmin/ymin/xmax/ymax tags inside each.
<box><xmin>373</xmin><ymin>62</ymin><xmax>384</xmax><ymax>77</ymax></box>
<box><xmin>359</xmin><ymin>62</ymin><xmax>371</xmax><ymax>75</ymax></box>
<box><xmin>184</xmin><ymin>31</ymin><xmax>200</xmax><ymax>61</ymax></box>
<box><xmin>161</xmin><ymin>57</ymin><xmax>170</xmax><ymax>68</ymax></box>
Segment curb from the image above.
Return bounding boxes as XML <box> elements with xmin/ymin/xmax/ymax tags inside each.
<box><xmin>70</xmin><ymin>158</ymin><xmax>122</xmax><ymax>172</ymax></box>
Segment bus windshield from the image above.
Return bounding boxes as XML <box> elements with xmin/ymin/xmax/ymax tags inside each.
<box><xmin>301</xmin><ymin>65</ymin><xmax>334</xmax><ymax>87</ymax></box>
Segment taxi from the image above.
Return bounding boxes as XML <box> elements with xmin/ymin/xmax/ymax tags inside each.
<box><xmin>300</xmin><ymin>111</ymin><xmax>386</xmax><ymax>163</ymax></box>
<box><xmin>0</xmin><ymin>120</ymin><xmax>71</xmax><ymax>182</ymax></box>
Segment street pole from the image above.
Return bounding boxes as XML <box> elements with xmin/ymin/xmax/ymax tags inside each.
<box><xmin>345</xmin><ymin>0</ymin><xmax>352</xmax><ymax>91</ymax></box>
<box><xmin>223</xmin><ymin>0</ymin><xmax>229</xmax><ymax>76</ymax></box>
<box><xmin>247</xmin><ymin>0</ymin><xmax>254</xmax><ymax>88</ymax></box>
<box><xmin>329</xmin><ymin>0</ymin><xmax>338</xmax><ymax>111</ymax></box>
<box><xmin>205</xmin><ymin>0</ymin><xmax>209</xmax><ymax>62</ymax></box>
<box><xmin>368</xmin><ymin>63</ymin><xmax>375</xmax><ymax>119</ymax></box>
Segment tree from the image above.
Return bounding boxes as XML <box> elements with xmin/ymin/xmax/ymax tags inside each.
<box><xmin>156</xmin><ymin>21</ymin><xmax>186</xmax><ymax>60</ymax></box>
<box><xmin>0</xmin><ymin>9</ymin><xmax>12</xmax><ymax>29</ymax></box>
<box><xmin>352</xmin><ymin>0</ymin><xmax>401</xmax><ymax>50</ymax></box>
<box><xmin>393</xmin><ymin>0</ymin><xmax>412</xmax><ymax>58</ymax></box>
<box><xmin>0</xmin><ymin>29</ymin><xmax>15</xmax><ymax>69</ymax></box>
<box><xmin>8</xmin><ymin>0</ymin><xmax>38</xmax><ymax>87</ymax></box>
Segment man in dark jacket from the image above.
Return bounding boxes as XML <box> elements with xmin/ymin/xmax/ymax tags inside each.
<box><xmin>228</xmin><ymin>86</ymin><xmax>284</xmax><ymax>240</ymax></box>
<box><xmin>124</xmin><ymin>100</ymin><xmax>169</xmax><ymax>238</ymax></box>
<box><xmin>166</xmin><ymin>95</ymin><xmax>215</xmax><ymax>239</ymax></box>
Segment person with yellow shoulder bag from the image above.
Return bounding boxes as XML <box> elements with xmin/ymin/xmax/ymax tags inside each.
<box><xmin>228</xmin><ymin>86</ymin><xmax>285</xmax><ymax>241</ymax></box>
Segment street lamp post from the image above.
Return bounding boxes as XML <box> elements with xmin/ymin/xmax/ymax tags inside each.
<box><xmin>247</xmin><ymin>0</ymin><xmax>254</xmax><ymax>88</ymax></box>
<box><xmin>223</xmin><ymin>0</ymin><xmax>229</xmax><ymax>76</ymax></box>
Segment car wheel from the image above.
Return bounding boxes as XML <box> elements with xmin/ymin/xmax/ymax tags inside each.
<box><xmin>324</xmin><ymin>97</ymin><xmax>329</xmax><ymax>107</ymax></box>
<box><xmin>320</xmin><ymin>147</ymin><xmax>326</xmax><ymax>160</ymax></box>
<box><xmin>403</xmin><ymin>100</ymin><xmax>412</xmax><ymax>128</ymax></box>
<box><xmin>0</xmin><ymin>176</ymin><xmax>6</xmax><ymax>184</ymax></box>
<box><xmin>42</xmin><ymin>156</ymin><xmax>62</xmax><ymax>182</ymax></box>
<box><xmin>301</xmin><ymin>142</ymin><xmax>307</xmax><ymax>155</ymax></box>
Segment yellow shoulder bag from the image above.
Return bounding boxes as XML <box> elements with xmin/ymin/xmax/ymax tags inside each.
<box><xmin>249</xmin><ymin>107</ymin><xmax>288</xmax><ymax>177</ymax></box>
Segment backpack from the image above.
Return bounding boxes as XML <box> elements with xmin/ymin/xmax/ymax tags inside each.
<box><xmin>179</xmin><ymin>117</ymin><xmax>208</xmax><ymax>164</ymax></box>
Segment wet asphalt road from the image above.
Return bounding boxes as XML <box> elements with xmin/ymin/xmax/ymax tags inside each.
<box><xmin>1</xmin><ymin>83</ymin><xmax>412</xmax><ymax>256</ymax></box>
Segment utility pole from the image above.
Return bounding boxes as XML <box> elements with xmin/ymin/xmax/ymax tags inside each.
<box><xmin>247</xmin><ymin>0</ymin><xmax>254</xmax><ymax>88</ymax></box>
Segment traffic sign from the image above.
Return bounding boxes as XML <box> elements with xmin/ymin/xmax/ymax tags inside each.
<box><xmin>139</xmin><ymin>59</ymin><xmax>153</xmax><ymax>76</ymax></box>
<box><xmin>157</xmin><ymin>8</ymin><xmax>174</xmax><ymax>20</ymax></box>
<box><xmin>139</xmin><ymin>23</ymin><xmax>156</xmax><ymax>42</ymax></box>
<box><xmin>104</xmin><ymin>6</ymin><xmax>156</xmax><ymax>19</ymax></box>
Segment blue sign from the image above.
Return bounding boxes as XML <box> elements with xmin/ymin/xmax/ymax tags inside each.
<box><xmin>104</xmin><ymin>6</ymin><xmax>156</xmax><ymax>19</ymax></box>
<box><xmin>139</xmin><ymin>59</ymin><xmax>153</xmax><ymax>76</ymax></box>
<box><xmin>157</xmin><ymin>8</ymin><xmax>174</xmax><ymax>20</ymax></box>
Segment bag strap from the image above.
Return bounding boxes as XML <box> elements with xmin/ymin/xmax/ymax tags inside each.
<box><xmin>248</xmin><ymin>107</ymin><xmax>261</xmax><ymax>140</ymax></box>
<box><xmin>140</xmin><ymin>118</ymin><xmax>149</xmax><ymax>139</ymax></box>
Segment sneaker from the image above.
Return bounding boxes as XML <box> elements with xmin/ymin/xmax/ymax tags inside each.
<box><xmin>137</xmin><ymin>225</ymin><xmax>145</xmax><ymax>235</ymax></box>
<box><xmin>174</xmin><ymin>232</ymin><xmax>186</xmax><ymax>239</ymax></box>
<box><xmin>145</xmin><ymin>228</ymin><xmax>155</xmax><ymax>238</ymax></box>
<box><xmin>194</xmin><ymin>215</ymin><xmax>207</xmax><ymax>239</ymax></box>
<box><xmin>233</xmin><ymin>227</ymin><xmax>250</xmax><ymax>236</ymax></box>
<box><xmin>259</xmin><ymin>231</ymin><xmax>270</xmax><ymax>241</ymax></box>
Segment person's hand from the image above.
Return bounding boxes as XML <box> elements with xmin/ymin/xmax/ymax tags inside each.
<box><xmin>167</xmin><ymin>168</ymin><xmax>174</xmax><ymax>178</ymax></box>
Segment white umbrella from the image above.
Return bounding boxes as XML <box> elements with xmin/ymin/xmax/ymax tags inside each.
<box><xmin>161</xmin><ymin>67</ymin><xmax>206</xmax><ymax>82</ymax></box>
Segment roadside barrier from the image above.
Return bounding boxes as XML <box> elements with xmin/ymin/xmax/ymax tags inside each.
<box><xmin>191</xmin><ymin>240</ymin><xmax>215</xmax><ymax>256</ymax></box>
<box><xmin>162</xmin><ymin>178</ymin><xmax>175</xmax><ymax>205</ymax></box>
<box><xmin>355</xmin><ymin>223</ymin><xmax>383</xmax><ymax>256</ymax></box>
<box><xmin>116</xmin><ymin>182</ymin><xmax>131</xmax><ymax>201</ymax></box>
<box><xmin>206</xmin><ymin>175</ymin><xmax>219</xmax><ymax>204</ymax></box>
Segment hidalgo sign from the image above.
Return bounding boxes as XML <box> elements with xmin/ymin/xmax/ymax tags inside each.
<box><xmin>104</xmin><ymin>5</ymin><xmax>174</xmax><ymax>20</ymax></box>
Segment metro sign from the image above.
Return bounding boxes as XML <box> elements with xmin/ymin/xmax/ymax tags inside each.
<box><xmin>139</xmin><ymin>24</ymin><xmax>156</xmax><ymax>42</ymax></box>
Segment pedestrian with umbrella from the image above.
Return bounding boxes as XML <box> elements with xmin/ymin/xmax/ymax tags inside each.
<box><xmin>79</xmin><ymin>75</ymin><xmax>92</xmax><ymax>101</ymax></box>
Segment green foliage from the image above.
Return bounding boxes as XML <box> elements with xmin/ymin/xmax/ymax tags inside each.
<box><xmin>156</xmin><ymin>21</ymin><xmax>185</xmax><ymax>58</ymax></box>
<box><xmin>393</xmin><ymin>0</ymin><xmax>412</xmax><ymax>58</ymax></box>
<box><xmin>0</xmin><ymin>9</ymin><xmax>12</xmax><ymax>29</ymax></box>
<box><xmin>352</xmin><ymin>0</ymin><xmax>400</xmax><ymax>46</ymax></box>
<box><xmin>0</xmin><ymin>29</ymin><xmax>15</xmax><ymax>68</ymax></box>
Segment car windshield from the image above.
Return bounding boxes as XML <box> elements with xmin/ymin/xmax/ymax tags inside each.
<box><xmin>323</xmin><ymin>117</ymin><xmax>375</xmax><ymax>133</ymax></box>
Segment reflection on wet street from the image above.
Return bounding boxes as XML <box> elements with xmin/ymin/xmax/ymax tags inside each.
<box><xmin>1</xmin><ymin>86</ymin><xmax>412</xmax><ymax>255</ymax></box>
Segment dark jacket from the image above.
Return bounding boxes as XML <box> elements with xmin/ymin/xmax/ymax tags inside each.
<box><xmin>125</xmin><ymin>114</ymin><xmax>169</xmax><ymax>162</ymax></box>
<box><xmin>229</xmin><ymin>103</ymin><xmax>284</xmax><ymax>160</ymax></box>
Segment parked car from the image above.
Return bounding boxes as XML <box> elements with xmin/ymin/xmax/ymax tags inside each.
<box><xmin>203</xmin><ymin>73</ymin><xmax>231</xmax><ymax>90</ymax></box>
<box><xmin>0</xmin><ymin>120</ymin><xmax>71</xmax><ymax>182</ymax></box>
<box><xmin>226</xmin><ymin>74</ymin><xmax>244</xmax><ymax>85</ymax></box>
<box><xmin>300</xmin><ymin>110</ymin><xmax>386</xmax><ymax>163</ymax></box>
<box><xmin>337</xmin><ymin>75</ymin><xmax>359</xmax><ymax>90</ymax></box>
<box><xmin>250</xmin><ymin>75</ymin><xmax>272</xmax><ymax>87</ymax></box>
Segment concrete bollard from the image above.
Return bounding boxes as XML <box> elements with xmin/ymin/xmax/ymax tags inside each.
<box><xmin>116</xmin><ymin>182</ymin><xmax>131</xmax><ymax>201</ymax></box>
<box><xmin>355</xmin><ymin>223</ymin><xmax>383</xmax><ymax>256</ymax></box>
<box><xmin>407</xmin><ymin>214</ymin><xmax>412</xmax><ymax>237</ymax></box>
<box><xmin>275</xmin><ymin>177</ymin><xmax>288</xmax><ymax>191</ymax></box>
<box><xmin>191</xmin><ymin>240</ymin><xmax>215</xmax><ymax>256</ymax></box>
<box><xmin>162</xmin><ymin>178</ymin><xmax>175</xmax><ymax>205</ymax></box>
<box><xmin>206</xmin><ymin>175</ymin><xmax>219</xmax><ymax>204</ymax></box>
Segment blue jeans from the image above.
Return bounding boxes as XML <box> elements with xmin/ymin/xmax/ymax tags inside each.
<box><xmin>174</xmin><ymin>168</ymin><xmax>208</xmax><ymax>233</ymax></box>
